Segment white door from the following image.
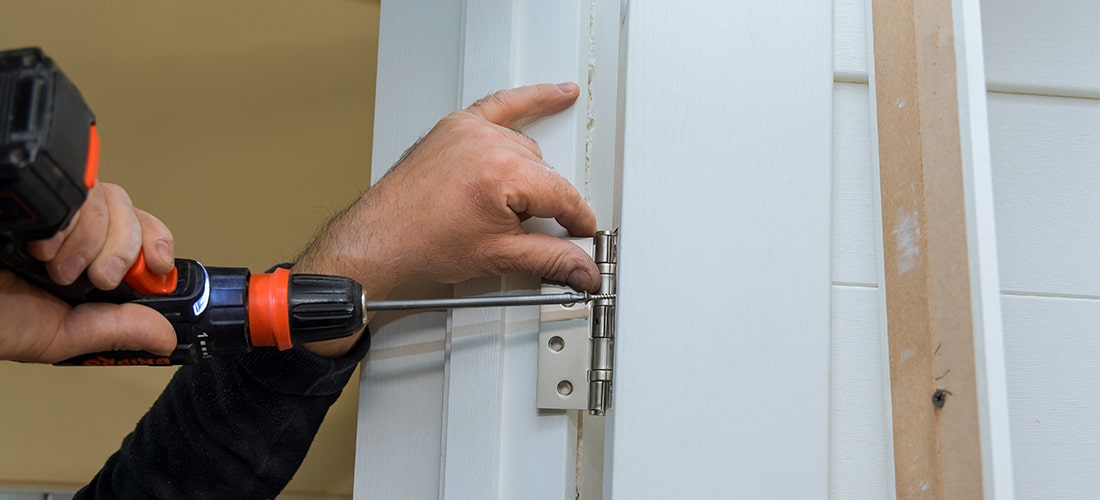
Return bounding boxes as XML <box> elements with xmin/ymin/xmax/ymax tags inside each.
<box><xmin>604</xmin><ymin>1</ymin><xmax>833</xmax><ymax>497</ymax></box>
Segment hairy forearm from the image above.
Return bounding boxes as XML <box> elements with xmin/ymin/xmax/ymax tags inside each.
<box><xmin>292</xmin><ymin>200</ymin><xmax>396</xmax><ymax>358</ymax></box>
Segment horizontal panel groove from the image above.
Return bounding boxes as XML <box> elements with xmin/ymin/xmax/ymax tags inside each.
<box><xmin>833</xmin><ymin>282</ymin><xmax>878</xmax><ymax>289</ymax></box>
<box><xmin>988</xmin><ymin>86</ymin><xmax>1100</xmax><ymax>101</ymax></box>
<box><xmin>1001</xmin><ymin>290</ymin><xmax>1100</xmax><ymax>301</ymax></box>
<box><xmin>835</xmin><ymin>75</ymin><xmax>869</xmax><ymax>85</ymax></box>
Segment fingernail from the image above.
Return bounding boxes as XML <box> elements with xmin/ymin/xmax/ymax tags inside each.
<box><xmin>104</xmin><ymin>256</ymin><xmax>128</xmax><ymax>285</ymax></box>
<box><xmin>58</xmin><ymin>255</ymin><xmax>87</xmax><ymax>284</ymax></box>
<box><xmin>156</xmin><ymin>240</ymin><xmax>173</xmax><ymax>266</ymax></box>
<box><xmin>557</xmin><ymin>82</ymin><xmax>575</xmax><ymax>93</ymax></box>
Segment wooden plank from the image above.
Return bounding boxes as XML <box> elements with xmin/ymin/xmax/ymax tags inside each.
<box><xmin>869</xmin><ymin>0</ymin><xmax>985</xmax><ymax>497</ymax></box>
<box><xmin>1000</xmin><ymin>295</ymin><xmax>1100</xmax><ymax>499</ymax></box>
<box><xmin>605</xmin><ymin>1</ymin><xmax>833</xmax><ymax>497</ymax></box>
<box><xmin>988</xmin><ymin>93</ymin><xmax>1100</xmax><ymax>298</ymax></box>
<box><xmin>830</xmin><ymin>285</ymin><xmax>893</xmax><ymax>499</ymax></box>
<box><xmin>981</xmin><ymin>0</ymin><xmax>1100</xmax><ymax>98</ymax></box>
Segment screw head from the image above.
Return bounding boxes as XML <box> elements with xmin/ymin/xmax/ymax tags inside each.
<box><xmin>932</xmin><ymin>388</ymin><xmax>952</xmax><ymax>408</ymax></box>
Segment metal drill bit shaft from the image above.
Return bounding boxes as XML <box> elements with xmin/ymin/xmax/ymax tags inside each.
<box><xmin>365</xmin><ymin>292</ymin><xmax>614</xmax><ymax>312</ymax></box>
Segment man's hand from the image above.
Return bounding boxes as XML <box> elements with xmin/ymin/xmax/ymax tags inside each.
<box><xmin>0</xmin><ymin>182</ymin><xmax>177</xmax><ymax>363</ymax></box>
<box><xmin>296</xmin><ymin>82</ymin><xmax>599</xmax><ymax>357</ymax></box>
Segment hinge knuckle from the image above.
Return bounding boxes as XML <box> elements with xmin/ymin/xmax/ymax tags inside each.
<box><xmin>588</xmin><ymin>229</ymin><xmax>618</xmax><ymax>416</ymax></box>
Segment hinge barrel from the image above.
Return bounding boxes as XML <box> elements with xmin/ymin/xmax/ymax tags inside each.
<box><xmin>588</xmin><ymin>229</ymin><xmax>618</xmax><ymax>415</ymax></box>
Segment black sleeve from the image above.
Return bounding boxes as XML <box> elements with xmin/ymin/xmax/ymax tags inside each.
<box><xmin>75</xmin><ymin>330</ymin><xmax>370</xmax><ymax>499</ymax></box>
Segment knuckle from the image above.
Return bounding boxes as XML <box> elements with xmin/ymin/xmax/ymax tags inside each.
<box><xmin>484</xmin><ymin>147</ymin><xmax>518</xmax><ymax>171</ymax></box>
<box><xmin>485</xmin><ymin>89</ymin><xmax>512</xmax><ymax>107</ymax></box>
<box><xmin>99</xmin><ymin>182</ymin><xmax>133</xmax><ymax>208</ymax></box>
<box><xmin>467</xmin><ymin>123</ymin><xmax>498</xmax><ymax>143</ymax></box>
<box><xmin>528</xmin><ymin>141</ymin><xmax>543</xmax><ymax>158</ymax></box>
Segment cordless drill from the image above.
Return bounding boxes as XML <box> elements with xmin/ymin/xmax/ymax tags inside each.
<box><xmin>0</xmin><ymin>47</ymin><xmax>366</xmax><ymax>366</ymax></box>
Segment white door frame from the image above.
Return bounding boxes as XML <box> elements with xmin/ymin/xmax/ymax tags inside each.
<box><xmin>355</xmin><ymin>1</ymin><xmax>620</xmax><ymax>498</ymax></box>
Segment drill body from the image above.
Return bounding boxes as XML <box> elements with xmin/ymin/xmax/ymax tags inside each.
<box><xmin>0</xmin><ymin>47</ymin><xmax>365</xmax><ymax>365</ymax></box>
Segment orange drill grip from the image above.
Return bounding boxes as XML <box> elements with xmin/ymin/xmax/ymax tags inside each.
<box><xmin>123</xmin><ymin>251</ymin><xmax>178</xmax><ymax>295</ymax></box>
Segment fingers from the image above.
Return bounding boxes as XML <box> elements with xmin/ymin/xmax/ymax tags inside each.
<box><xmin>85</xmin><ymin>183</ymin><xmax>143</xmax><ymax>289</ymax></box>
<box><xmin>501</xmin><ymin>161</ymin><xmax>597</xmax><ymax>237</ymax></box>
<box><xmin>494</xmin><ymin>125</ymin><xmax>542</xmax><ymax>158</ymax></box>
<box><xmin>28</xmin><ymin>183</ymin><xmax>165</xmax><ymax>289</ymax></box>
<box><xmin>26</xmin><ymin>210</ymin><xmax>80</xmax><ymax>262</ymax></box>
<box><xmin>466</xmin><ymin>82</ymin><xmax>579</xmax><ymax>130</ymax></box>
<box><xmin>135</xmin><ymin>209</ymin><xmax>175</xmax><ymax>275</ymax></box>
<box><xmin>0</xmin><ymin>271</ymin><xmax>176</xmax><ymax>362</ymax></box>
<box><xmin>492</xmin><ymin>233</ymin><xmax>601</xmax><ymax>292</ymax></box>
<box><xmin>43</xmin><ymin>183</ymin><xmax>111</xmax><ymax>286</ymax></box>
<box><xmin>54</xmin><ymin>303</ymin><xmax>177</xmax><ymax>360</ymax></box>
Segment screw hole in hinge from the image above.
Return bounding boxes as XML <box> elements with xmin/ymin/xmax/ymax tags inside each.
<box><xmin>548</xmin><ymin>336</ymin><xmax>565</xmax><ymax>352</ymax></box>
<box><xmin>557</xmin><ymin>380</ymin><xmax>574</xmax><ymax>397</ymax></box>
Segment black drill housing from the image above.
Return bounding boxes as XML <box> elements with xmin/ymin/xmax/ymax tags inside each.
<box><xmin>1</xmin><ymin>47</ymin><xmax>94</xmax><ymax>243</ymax></box>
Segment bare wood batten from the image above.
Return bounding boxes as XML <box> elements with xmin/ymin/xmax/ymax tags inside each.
<box><xmin>870</xmin><ymin>0</ymin><xmax>985</xmax><ymax>497</ymax></box>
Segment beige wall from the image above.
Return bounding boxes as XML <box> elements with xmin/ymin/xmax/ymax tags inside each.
<box><xmin>0</xmin><ymin>1</ymin><xmax>379</xmax><ymax>497</ymax></box>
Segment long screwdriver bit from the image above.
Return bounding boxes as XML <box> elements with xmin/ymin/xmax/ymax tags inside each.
<box><xmin>365</xmin><ymin>292</ymin><xmax>615</xmax><ymax>312</ymax></box>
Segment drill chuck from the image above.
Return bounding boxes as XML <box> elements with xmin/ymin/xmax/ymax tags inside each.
<box><xmin>285</xmin><ymin>272</ymin><xmax>368</xmax><ymax>343</ymax></box>
<box><xmin>248</xmin><ymin>267</ymin><xmax>367</xmax><ymax>350</ymax></box>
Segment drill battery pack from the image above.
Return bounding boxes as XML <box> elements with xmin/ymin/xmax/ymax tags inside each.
<box><xmin>0</xmin><ymin>47</ymin><xmax>97</xmax><ymax>244</ymax></box>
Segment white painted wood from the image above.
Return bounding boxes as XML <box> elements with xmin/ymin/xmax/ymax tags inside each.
<box><xmin>354</xmin><ymin>0</ymin><xmax>462</xmax><ymax>496</ymax></box>
<box><xmin>1000</xmin><ymin>295</ymin><xmax>1100</xmax><ymax>499</ymax></box>
<box><xmin>357</xmin><ymin>1</ymin><xmax>615</xmax><ymax>499</ymax></box>
<box><xmin>831</xmin><ymin>6</ymin><xmax>895</xmax><ymax>497</ymax></box>
<box><xmin>832</xmin><ymin>82</ymin><xmax>878</xmax><ymax>286</ymax></box>
<box><xmin>838</xmin><ymin>0</ymin><xmax>1100</xmax><ymax>97</ymax></box>
<box><xmin>988</xmin><ymin>93</ymin><xmax>1100</xmax><ymax>298</ymax></box>
<box><xmin>356</xmin><ymin>303</ymin><xmax>450</xmax><ymax>500</ymax></box>
<box><xmin>604</xmin><ymin>1</ymin><xmax>833</xmax><ymax>498</ymax></box>
<box><xmin>978</xmin><ymin>1</ymin><xmax>1100</xmax><ymax>496</ymax></box>
<box><xmin>952</xmin><ymin>2</ymin><xmax>1017</xmax><ymax>493</ymax></box>
<box><xmin>442</xmin><ymin>1</ymin><xmax>514</xmax><ymax>495</ymax></box>
<box><xmin>835</xmin><ymin>0</ymin><xmax>869</xmax><ymax>82</ymax></box>
<box><xmin>830</xmin><ymin>285</ymin><xmax>893</xmax><ymax>500</ymax></box>
<box><xmin>981</xmin><ymin>0</ymin><xmax>1100</xmax><ymax>98</ymax></box>
<box><xmin>366</xmin><ymin>2</ymin><xmax>462</xmax><ymax>188</ymax></box>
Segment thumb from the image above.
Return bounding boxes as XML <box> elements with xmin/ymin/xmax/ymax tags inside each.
<box><xmin>497</xmin><ymin>233</ymin><xmax>600</xmax><ymax>292</ymax></box>
<box><xmin>52</xmin><ymin>303</ymin><xmax>177</xmax><ymax>362</ymax></box>
<box><xmin>466</xmin><ymin>83</ymin><xmax>580</xmax><ymax>130</ymax></box>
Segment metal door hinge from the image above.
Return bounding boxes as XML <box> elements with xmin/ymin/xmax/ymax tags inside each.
<box><xmin>537</xmin><ymin>229</ymin><xmax>618</xmax><ymax>416</ymax></box>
